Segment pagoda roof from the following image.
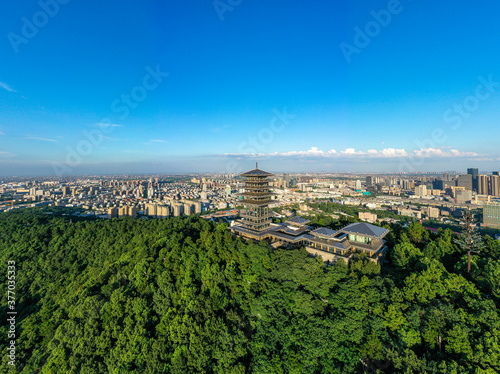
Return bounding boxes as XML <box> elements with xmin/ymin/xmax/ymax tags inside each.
<box><xmin>240</xmin><ymin>168</ymin><xmax>274</xmax><ymax>177</ymax></box>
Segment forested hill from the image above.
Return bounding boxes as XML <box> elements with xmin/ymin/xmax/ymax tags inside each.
<box><xmin>1</xmin><ymin>208</ymin><xmax>500</xmax><ymax>373</ymax></box>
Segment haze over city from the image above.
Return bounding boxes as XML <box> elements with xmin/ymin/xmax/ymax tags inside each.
<box><xmin>1</xmin><ymin>1</ymin><xmax>500</xmax><ymax>176</ymax></box>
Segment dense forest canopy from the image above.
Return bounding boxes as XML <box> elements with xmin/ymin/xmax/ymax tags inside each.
<box><xmin>1</xmin><ymin>208</ymin><xmax>500</xmax><ymax>373</ymax></box>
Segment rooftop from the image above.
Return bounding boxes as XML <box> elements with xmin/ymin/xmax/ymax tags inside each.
<box><xmin>240</xmin><ymin>163</ymin><xmax>274</xmax><ymax>177</ymax></box>
<box><xmin>286</xmin><ymin>216</ymin><xmax>311</xmax><ymax>225</ymax></box>
<box><xmin>341</xmin><ymin>222</ymin><xmax>389</xmax><ymax>239</ymax></box>
<box><xmin>310</xmin><ymin>227</ymin><xmax>338</xmax><ymax>238</ymax></box>
<box><xmin>240</xmin><ymin>168</ymin><xmax>274</xmax><ymax>177</ymax></box>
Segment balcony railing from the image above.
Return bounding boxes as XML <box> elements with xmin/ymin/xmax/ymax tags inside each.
<box><xmin>240</xmin><ymin>212</ymin><xmax>274</xmax><ymax>220</ymax></box>
<box><xmin>242</xmin><ymin>199</ymin><xmax>274</xmax><ymax>206</ymax></box>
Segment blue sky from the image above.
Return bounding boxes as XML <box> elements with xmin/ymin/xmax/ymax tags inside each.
<box><xmin>1</xmin><ymin>0</ymin><xmax>500</xmax><ymax>176</ymax></box>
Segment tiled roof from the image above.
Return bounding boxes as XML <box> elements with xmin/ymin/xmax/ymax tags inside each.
<box><xmin>341</xmin><ymin>222</ymin><xmax>389</xmax><ymax>238</ymax></box>
<box><xmin>310</xmin><ymin>227</ymin><xmax>337</xmax><ymax>237</ymax></box>
<box><xmin>286</xmin><ymin>216</ymin><xmax>310</xmax><ymax>225</ymax></box>
<box><xmin>240</xmin><ymin>169</ymin><xmax>274</xmax><ymax>177</ymax></box>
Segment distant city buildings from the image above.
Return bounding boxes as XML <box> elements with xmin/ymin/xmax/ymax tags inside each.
<box><xmin>107</xmin><ymin>206</ymin><xmax>118</xmax><ymax>219</ymax></box>
<box><xmin>456</xmin><ymin>174</ymin><xmax>473</xmax><ymax>191</ymax></box>
<box><xmin>358</xmin><ymin>211</ymin><xmax>377</xmax><ymax>223</ymax></box>
<box><xmin>467</xmin><ymin>168</ymin><xmax>479</xmax><ymax>192</ymax></box>
<box><xmin>455</xmin><ymin>189</ymin><xmax>473</xmax><ymax>204</ymax></box>
<box><xmin>478</xmin><ymin>174</ymin><xmax>500</xmax><ymax>197</ymax></box>
<box><xmin>2</xmin><ymin>167</ymin><xmax>500</xmax><ymax>240</ymax></box>
<box><xmin>483</xmin><ymin>203</ymin><xmax>500</xmax><ymax>229</ymax></box>
<box><xmin>414</xmin><ymin>185</ymin><xmax>428</xmax><ymax>197</ymax></box>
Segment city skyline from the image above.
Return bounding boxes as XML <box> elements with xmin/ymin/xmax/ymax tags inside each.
<box><xmin>2</xmin><ymin>1</ymin><xmax>500</xmax><ymax>176</ymax></box>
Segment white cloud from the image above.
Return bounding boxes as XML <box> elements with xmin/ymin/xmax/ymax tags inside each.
<box><xmin>25</xmin><ymin>137</ymin><xmax>59</xmax><ymax>143</ymax></box>
<box><xmin>225</xmin><ymin>147</ymin><xmax>480</xmax><ymax>160</ymax></box>
<box><xmin>268</xmin><ymin>147</ymin><xmax>338</xmax><ymax>157</ymax></box>
<box><xmin>0</xmin><ymin>151</ymin><xmax>16</xmax><ymax>158</ymax></box>
<box><xmin>149</xmin><ymin>139</ymin><xmax>168</xmax><ymax>143</ymax></box>
<box><xmin>0</xmin><ymin>131</ymin><xmax>4</xmax><ymax>135</ymax></box>
<box><xmin>0</xmin><ymin>82</ymin><xmax>15</xmax><ymax>92</ymax></box>
<box><xmin>413</xmin><ymin>148</ymin><xmax>478</xmax><ymax>158</ymax></box>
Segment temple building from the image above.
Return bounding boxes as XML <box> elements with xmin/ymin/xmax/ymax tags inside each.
<box><xmin>239</xmin><ymin>164</ymin><xmax>274</xmax><ymax>232</ymax></box>
<box><xmin>229</xmin><ymin>165</ymin><xmax>390</xmax><ymax>264</ymax></box>
<box><xmin>304</xmin><ymin>223</ymin><xmax>389</xmax><ymax>263</ymax></box>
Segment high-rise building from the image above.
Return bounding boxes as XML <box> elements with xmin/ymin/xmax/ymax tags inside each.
<box><xmin>456</xmin><ymin>174</ymin><xmax>473</xmax><ymax>191</ymax></box>
<box><xmin>146</xmin><ymin>203</ymin><xmax>157</xmax><ymax>216</ymax></box>
<box><xmin>158</xmin><ymin>206</ymin><xmax>169</xmax><ymax>218</ymax></box>
<box><xmin>366</xmin><ymin>176</ymin><xmax>374</xmax><ymax>186</ymax></box>
<box><xmin>194</xmin><ymin>202</ymin><xmax>202</xmax><ymax>214</ymax></box>
<box><xmin>455</xmin><ymin>189</ymin><xmax>472</xmax><ymax>204</ymax></box>
<box><xmin>108</xmin><ymin>207</ymin><xmax>118</xmax><ymax>219</ymax></box>
<box><xmin>491</xmin><ymin>175</ymin><xmax>500</xmax><ymax>197</ymax></box>
<box><xmin>173</xmin><ymin>204</ymin><xmax>183</xmax><ymax>217</ymax></box>
<box><xmin>239</xmin><ymin>164</ymin><xmax>274</xmax><ymax>232</ymax></box>
<box><xmin>467</xmin><ymin>168</ymin><xmax>479</xmax><ymax>192</ymax></box>
<box><xmin>62</xmin><ymin>186</ymin><xmax>70</xmax><ymax>196</ymax></box>
<box><xmin>467</xmin><ymin>168</ymin><xmax>478</xmax><ymax>176</ymax></box>
<box><xmin>478</xmin><ymin>175</ymin><xmax>490</xmax><ymax>195</ymax></box>
<box><xmin>492</xmin><ymin>171</ymin><xmax>499</xmax><ymax>176</ymax></box>
<box><xmin>355</xmin><ymin>180</ymin><xmax>362</xmax><ymax>190</ymax></box>
<box><xmin>433</xmin><ymin>180</ymin><xmax>445</xmax><ymax>190</ymax></box>
<box><xmin>414</xmin><ymin>185</ymin><xmax>427</xmax><ymax>197</ymax></box>
<box><xmin>128</xmin><ymin>206</ymin><xmax>137</xmax><ymax>218</ymax></box>
<box><xmin>483</xmin><ymin>203</ymin><xmax>500</xmax><ymax>229</ymax></box>
<box><xmin>118</xmin><ymin>206</ymin><xmax>128</xmax><ymax>218</ymax></box>
<box><xmin>283</xmin><ymin>173</ymin><xmax>290</xmax><ymax>187</ymax></box>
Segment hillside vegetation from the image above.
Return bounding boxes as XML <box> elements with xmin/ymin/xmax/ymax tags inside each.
<box><xmin>1</xmin><ymin>208</ymin><xmax>499</xmax><ymax>373</ymax></box>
